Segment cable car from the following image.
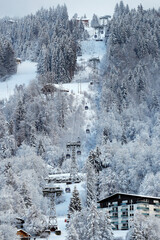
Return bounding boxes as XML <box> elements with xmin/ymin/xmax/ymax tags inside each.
<box><xmin>90</xmin><ymin>81</ymin><xmax>93</xmax><ymax>85</ymax></box>
<box><xmin>66</xmin><ymin>154</ymin><xmax>71</xmax><ymax>159</ymax></box>
<box><xmin>86</xmin><ymin>129</ymin><xmax>90</xmax><ymax>134</ymax></box>
<box><xmin>77</xmin><ymin>150</ymin><xmax>81</xmax><ymax>155</ymax></box>
<box><xmin>65</xmin><ymin>187</ymin><xmax>71</xmax><ymax>193</ymax></box>
<box><xmin>85</xmin><ymin>106</ymin><xmax>89</xmax><ymax>110</ymax></box>
<box><xmin>55</xmin><ymin>230</ymin><xmax>61</xmax><ymax>235</ymax></box>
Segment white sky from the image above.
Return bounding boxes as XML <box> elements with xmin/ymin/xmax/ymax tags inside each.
<box><xmin>0</xmin><ymin>0</ymin><xmax>159</xmax><ymax>19</ymax></box>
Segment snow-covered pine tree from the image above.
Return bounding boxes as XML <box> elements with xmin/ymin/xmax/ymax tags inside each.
<box><xmin>99</xmin><ymin>211</ymin><xmax>113</xmax><ymax>240</ymax></box>
<box><xmin>68</xmin><ymin>186</ymin><xmax>82</xmax><ymax>218</ymax></box>
<box><xmin>86</xmin><ymin>203</ymin><xmax>101</xmax><ymax>240</ymax></box>
<box><xmin>86</xmin><ymin>161</ymin><xmax>97</xmax><ymax>207</ymax></box>
<box><xmin>67</xmin><ymin>224</ymin><xmax>80</xmax><ymax>240</ymax></box>
<box><xmin>91</xmin><ymin>14</ymin><xmax>99</xmax><ymax>28</ymax></box>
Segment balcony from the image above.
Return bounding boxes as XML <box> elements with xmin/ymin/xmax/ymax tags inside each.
<box><xmin>154</xmin><ymin>208</ymin><xmax>160</xmax><ymax>212</ymax></box>
<box><xmin>121</xmin><ymin>220</ymin><xmax>128</xmax><ymax>223</ymax></box>
<box><xmin>121</xmin><ymin>215</ymin><xmax>128</xmax><ymax>218</ymax></box>
<box><xmin>155</xmin><ymin>214</ymin><xmax>160</xmax><ymax>217</ymax></box>
<box><xmin>111</xmin><ymin>209</ymin><xmax>118</xmax><ymax>213</ymax></box>
<box><xmin>137</xmin><ymin>207</ymin><xmax>149</xmax><ymax>211</ymax></box>
<box><xmin>142</xmin><ymin>213</ymin><xmax>149</xmax><ymax>216</ymax></box>
<box><xmin>110</xmin><ymin>216</ymin><xmax>118</xmax><ymax>219</ymax></box>
<box><xmin>121</xmin><ymin>208</ymin><xmax>128</xmax><ymax>212</ymax></box>
<box><xmin>121</xmin><ymin>203</ymin><xmax>127</xmax><ymax>206</ymax></box>
<box><xmin>111</xmin><ymin>221</ymin><xmax>118</xmax><ymax>225</ymax></box>
<box><xmin>137</xmin><ymin>200</ymin><xmax>149</xmax><ymax>204</ymax></box>
<box><xmin>121</xmin><ymin>226</ymin><xmax>128</xmax><ymax>230</ymax></box>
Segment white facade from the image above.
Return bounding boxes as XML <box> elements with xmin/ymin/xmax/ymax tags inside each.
<box><xmin>98</xmin><ymin>193</ymin><xmax>160</xmax><ymax>230</ymax></box>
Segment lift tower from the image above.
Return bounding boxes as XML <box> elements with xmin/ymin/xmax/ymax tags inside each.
<box><xmin>66</xmin><ymin>141</ymin><xmax>81</xmax><ymax>182</ymax></box>
<box><xmin>48</xmin><ymin>193</ymin><xmax>58</xmax><ymax>231</ymax></box>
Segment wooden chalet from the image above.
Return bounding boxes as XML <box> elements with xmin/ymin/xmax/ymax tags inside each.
<box><xmin>76</xmin><ymin>17</ymin><xmax>89</xmax><ymax>27</ymax></box>
<box><xmin>41</xmin><ymin>84</ymin><xmax>69</xmax><ymax>95</ymax></box>
<box><xmin>17</xmin><ymin>229</ymin><xmax>31</xmax><ymax>240</ymax></box>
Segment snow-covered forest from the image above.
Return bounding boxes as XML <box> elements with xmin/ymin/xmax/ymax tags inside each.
<box><xmin>1</xmin><ymin>1</ymin><xmax>160</xmax><ymax>239</ymax></box>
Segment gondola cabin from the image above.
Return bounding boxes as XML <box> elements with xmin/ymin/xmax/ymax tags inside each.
<box><xmin>55</xmin><ymin>229</ymin><xmax>61</xmax><ymax>235</ymax></box>
<box><xmin>86</xmin><ymin>129</ymin><xmax>90</xmax><ymax>134</ymax></box>
<box><xmin>90</xmin><ymin>81</ymin><xmax>93</xmax><ymax>85</ymax></box>
<box><xmin>77</xmin><ymin>150</ymin><xmax>81</xmax><ymax>155</ymax></box>
<box><xmin>16</xmin><ymin>58</ymin><xmax>22</xmax><ymax>64</ymax></box>
<box><xmin>85</xmin><ymin>106</ymin><xmax>89</xmax><ymax>110</ymax></box>
<box><xmin>65</xmin><ymin>187</ymin><xmax>71</xmax><ymax>193</ymax></box>
<box><xmin>66</xmin><ymin>154</ymin><xmax>71</xmax><ymax>159</ymax></box>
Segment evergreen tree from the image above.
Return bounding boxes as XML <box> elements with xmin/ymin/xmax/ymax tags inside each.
<box><xmin>86</xmin><ymin>161</ymin><xmax>97</xmax><ymax>207</ymax></box>
<box><xmin>68</xmin><ymin>186</ymin><xmax>82</xmax><ymax>218</ymax></box>
<box><xmin>67</xmin><ymin>224</ymin><xmax>80</xmax><ymax>240</ymax></box>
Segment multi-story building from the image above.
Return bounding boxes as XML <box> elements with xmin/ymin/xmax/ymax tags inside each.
<box><xmin>97</xmin><ymin>192</ymin><xmax>160</xmax><ymax>230</ymax></box>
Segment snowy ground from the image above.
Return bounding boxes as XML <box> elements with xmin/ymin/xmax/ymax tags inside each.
<box><xmin>0</xmin><ymin>61</ymin><xmax>37</xmax><ymax>100</ymax></box>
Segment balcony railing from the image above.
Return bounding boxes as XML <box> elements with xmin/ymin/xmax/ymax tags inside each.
<box><xmin>121</xmin><ymin>203</ymin><xmax>127</xmax><ymax>206</ymax></box>
<box><xmin>121</xmin><ymin>226</ymin><xmax>128</xmax><ymax>230</ymax></box>
<box><xmin>121</xmin><ymin>215</ymin><xmax>128</xmax><ymax>218</ymax></box>
<box><xmin>121</xmin><ymin>220</ymin><xmax>128</xmax><ymax>223</ymax></box>
<box><xmin>137</xmin><ymin>207</ymin><xmax>149</xmax><ymax>211</ymax></box>
<box><xmin>111</xmin><ymin>209</ymin><xmax>118</xmax><ymax>213</ymax></box>
<box><xmin>121</xmin><ymin>209</ymin><xmax>128</xmax><ymax>212</ymax></box>
<box><xmin>142</xmin><ymin>213</ymin><xmax>149</xmax><ymax>216</ymax></box>
<box><xmin>111</xmin><ymin>221</ymin><xmax>118</xmax><ymax>224</ymax></box>
<box><xmin>154</xmin><ymin>208</ymin><xmax>160</xmax><ymax>212</ymax></box>
<box><xmin>110</xmin><ymin>216</ymin><xmax>118</xmax><ymax>219</ymax></box>
<box><xmin>137</xmin><ymin>200</ymin><xmax>149</xmax><ymax>204</ymax></box>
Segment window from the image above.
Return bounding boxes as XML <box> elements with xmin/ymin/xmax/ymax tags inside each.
<box><xmin>130</xmin><ymin>205</ymin><xmax>134</xmax><ymax>211</ymax></box>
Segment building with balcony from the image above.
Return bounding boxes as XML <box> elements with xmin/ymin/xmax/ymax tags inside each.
<box><xmin>97</xmin><ymin>192</ymin><xmax>160</xmax><ymax>230</ymax></box>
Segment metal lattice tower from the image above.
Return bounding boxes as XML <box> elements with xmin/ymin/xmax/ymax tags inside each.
<box><xmin>48</xmin><ymin>194</ymin><xmax>58</xmax><ymax>231</ymax></box>
<box><xmin>66</xmin><ymin>141</ymin><xmax>81</xmax><ymax>181</ymax></box>
<box><xmin>89</xmin><ymin>57</ymin><xmax>100</xmax><ymax>79</ymax></box>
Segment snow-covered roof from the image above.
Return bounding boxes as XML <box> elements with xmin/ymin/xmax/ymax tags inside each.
<box><xmin>100</xmin><ymin>15</ymin><xmax>111</xmax><ymax>19</ymax></box>
<box><xmin>98</xmin><ymin>192</ymin><xmax>160</xmax><ymax>203</ymax></box>
<box><xmin>17</xmin><ymin>229</ymin><xmax>31</xmax><ymax>236</ymax></box>
<box><xmin>76</xmin><ymin>17</ymin><xmax>89</xmax><ymax>21</ymax></box>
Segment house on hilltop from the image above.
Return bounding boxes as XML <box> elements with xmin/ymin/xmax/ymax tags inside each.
<box><xmin>76</xmin><ymin>16</ymin><xmax>89</xmax><ymax>28</ymax></box>
<box><xmin>98</xmin><ymin>192</ymin><xmax>160</xmax><ymax>230</ymax></box>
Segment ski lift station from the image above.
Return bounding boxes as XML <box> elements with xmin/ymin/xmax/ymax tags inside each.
<box><xmin>93</xmin><ymin>15</ymin><xmax>111</xmax><ymax>41</ymax></box>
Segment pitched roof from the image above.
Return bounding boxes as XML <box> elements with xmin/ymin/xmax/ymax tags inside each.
<box><xmin>98</xmin><ymin>192</ymin><xmax>160</xmax><ymax>203</ymax></box>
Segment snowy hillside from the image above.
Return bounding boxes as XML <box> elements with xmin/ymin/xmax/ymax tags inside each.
<box><xmin>0</xmin><ymin>61</ymin><xmax>37</xmax><ymax>100</ymax></box>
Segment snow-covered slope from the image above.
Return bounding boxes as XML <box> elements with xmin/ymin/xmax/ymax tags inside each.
<box><xmin>0</xmin><ymin>61</ymin><xmax>37</xmax><ymax>100</ymax></box>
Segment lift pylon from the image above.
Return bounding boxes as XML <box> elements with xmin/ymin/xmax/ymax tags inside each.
<box><xmin>66</xmin><ymin>141</ymin><xmax>81</xmax><ymax>182</ymax></box>
<box><xmin>48</xmin><ymin>194</ymin><xmax>58</xmax><ymax>231</ymax></box>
